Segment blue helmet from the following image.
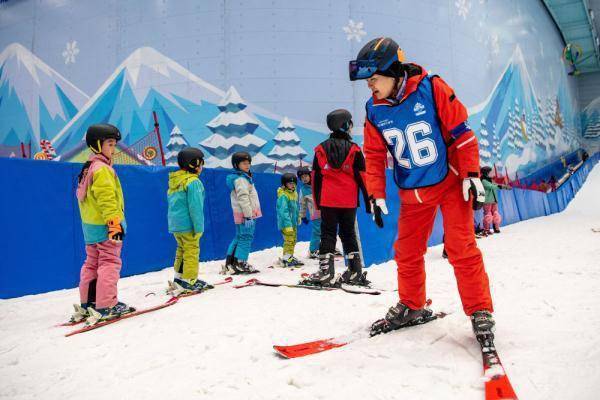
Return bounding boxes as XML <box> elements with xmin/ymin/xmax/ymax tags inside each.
<box><xmin>349</xmin><ymin>37</ymin><xmax>405</xmax><ymax>81</ymax></box>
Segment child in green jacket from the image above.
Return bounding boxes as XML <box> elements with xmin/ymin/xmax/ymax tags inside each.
<box><xmin>277</xmin><ymin>173</ymin><xmax>304</xmax><ymax>267</ymax></box>
<box><xmin>167</xmin><ymin>147</ymin><xmax>211</xmax><ymax>294</ymax></box>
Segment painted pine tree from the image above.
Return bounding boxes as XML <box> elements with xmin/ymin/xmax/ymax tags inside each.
<box><xmin>164</xmin><ymin>125</ymin><xmax>189</xmax><ymax>166</ymax></box>
<box><xmin>491</xmin><ymin>123</ymin><xmax>501</xmax><ymax>162</ymax></box>
<box><xmin>268</xmin><ymin>117</ymin><xmax>307</xmax><ymax>173</ymax></box>
<box><xmin>512</xmin><ymin>98</ymin><xmax>525</xmax><ymax>151</ymax></box>
<box><xmin>478</xmin><ymin>117</ymin><xmax>492</xmax><ymax>166</ymax></box>
<box><xmin>199</xmin><ymin>86</ymin><xmax>273</xmax><ymax>171</ymax></box>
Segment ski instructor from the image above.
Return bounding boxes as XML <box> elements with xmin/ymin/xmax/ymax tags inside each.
<box><xmin>351</xmin><ymin>37</ymin><xmax>495</xmax><ymax>342</ymax></box>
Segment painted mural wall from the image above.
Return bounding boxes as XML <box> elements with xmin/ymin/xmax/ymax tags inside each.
<box><xmin>0</xmin><ymin>0</ymin><xmax>583</xmax><ymax>178</ymax></box>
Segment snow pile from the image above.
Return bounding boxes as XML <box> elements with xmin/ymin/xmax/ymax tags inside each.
<box><xmin>1</xmin><ymin>166</ymin><xmax>599</xmax><ymax>399</ymax></box>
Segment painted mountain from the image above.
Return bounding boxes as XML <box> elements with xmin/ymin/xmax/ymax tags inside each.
<box><xmin>468</xmin><ymin>45</ymin><xmax>579</xmax><ymax>178</ymax></box>
<box><xmin>0</xmin><ymin>43</ymin><xmax>88</xmax><ymax>151</ymax></box>
<box><xmin>51</xmin><ymin>46</ymin><xmax>327</xmax><ymax>162</ymax></box>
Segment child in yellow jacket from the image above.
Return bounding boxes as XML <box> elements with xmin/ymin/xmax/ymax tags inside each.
<box><xmin>167</xmin><ymin>147</ymin><xmax>211</xmax><ymax>295</ymax></box>
<box><xmin>71</xmin><ymin>124</ymin><xmax>133</xmax><ymax>324</ymax></box>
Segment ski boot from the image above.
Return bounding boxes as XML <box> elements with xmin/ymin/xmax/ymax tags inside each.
<box><xmin>222</xmin><ymin>255</ymin><xmax>252</xmax><ymax>275</ymax></box>
<box><xmin>281</xmin><ymin>256</ymin><xmax>304</xmax><ymax>268</ymax></box>
<box><xmin>237</xmin><ymin>260</ymin><xmax>259</xmax><ymax>274</ymax></box>
<box><xmin>339</xmin><ymin>252</ymin><xmax>370</xmax><ymax>287</ymax></box>
<box><xmin>308</xmin><ymin>250</ymin><xmax>320</xmax><ymax>259</ymax></box>
<box><xmin>493</xmin><ymin>226</ymin><xmax>501</xmax><ymax>234</ymax></box>
<box><xmin>370</xmin><ymin>302</ymin><xmax>434</xmax><ymax>336</ymax></box>
<box><xmin>471</xmin><ymin>310</ymin><xmax>495</xmax><ymax>349</ymax></box>
<box><xmin>170</xmin><ymin>277</ymin><xmax>213</xmax><ymax>295</ymax></box>
<box><xmin>69</xmin><ymin>302</ymin><xmax>95</xmax><ymax>323</ymax></box>
<box><xmin>300</xmin><ymin>253</ymin><xmax>337</xmax><ymax>287</ymax></box>
<box><xmin>87</xmin><ymin>302</ymin><xmax>135</xmax><ymax>325</ymax></box>
<box><xmin>442</xmin><ymin>248</ymin><xmax>448</xmax><ymax>259</ymax></box>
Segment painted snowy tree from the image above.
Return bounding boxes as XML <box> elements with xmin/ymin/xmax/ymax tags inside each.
<box><xmin>478</xmin><ymin>117</ymin><xmax>492</xmax><ymax>166</ymax></box>
<box><xmin>268</xmin><ymin>117</ymin><xmax>308</xmax><ymax>173</ymax></box>
<box><xmin>199</xmin><ymin>86</ymin><xmax>273</xmax><ymax>171</ymax></box>
<box><xmin>530</xmin><ymin>101</ymin><xmax>545</xmax><ymax>150</ymax></box>
<box><xmin>506</xmin><ymin>99</ymin><xmax>525</xmax><ymax>152</ymax></box>
<box><xmin>491</xmin><ymin>123</ymin><xmax>501</xmax><ymax>162</ymax></box>
<box><xmin>164</xmin><ymin>125</ymin><xmax>189</xmax><ymax>166</ymax></box>
<box><xmin>584</xmin><ymin>111</ymin><xmax>600</xmax><ymax>138</ymax></box>
<box><xmin>542</xmin><ymin>96</ymin><xmax>558</xmax><ymax>153</ymax></box>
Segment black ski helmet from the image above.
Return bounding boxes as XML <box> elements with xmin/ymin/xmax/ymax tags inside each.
<box><xmin>86</xmin><ymin>124</ymin><xmax>121</xmax><ymax>154</ymax></box>
<box><xmin>177</xmin><ymin>147</ymin><xmax>205</xmax><ymax>172</ymax></box>
<box><xmin>480</xmin><ymin>166</ymin><xmax>492</xmax><ymax>178</ymax></box>
<box><xmin>231</xmin><ymin>151</ymin><xmax>252</xmax><ymax>170</ymax></box>
<box><xmin>349</xmin><ymin>37</ymin><xmax>405</xmax><ymax>81</ymax></box>
<box><xmin>281</xmin><ymin>172</ymin><xmax>297</xmax><ymax>186</ymax></box>
<box><xmin>327</xmin><ymin>109</ymin><xmax>353</xmax><ymax>134</ymax></box>
<box><xmin>296</xmin><ymin>166</ymin><xmax>311</xmax><ymax>179</ymax></box>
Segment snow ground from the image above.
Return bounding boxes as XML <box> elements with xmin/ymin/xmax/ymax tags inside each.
<box><xmin>1</xmin><ymin>166</ymin><xmax>600</xmax><ymax>400</ymax></box>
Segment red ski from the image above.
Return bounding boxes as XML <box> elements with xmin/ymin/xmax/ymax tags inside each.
<box><xmin>482</xmin><ymin>346</ymin><xmax>518</xmax><ymax>399</ymax></box>
<box><xmin>65</xmin><ymin>297</ymin><xmax>178</xmax><ymax>337</ymax></box>
<box><xmin>273</xmin><ymin>310</ymin><xmax>447</xmax><ymax>358</ymax></box>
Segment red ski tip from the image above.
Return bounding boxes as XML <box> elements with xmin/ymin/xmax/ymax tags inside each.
<box><xmin>273</xmin><ymin>338</ymin><xmax>347</xmax><ymax>359</ymax></box>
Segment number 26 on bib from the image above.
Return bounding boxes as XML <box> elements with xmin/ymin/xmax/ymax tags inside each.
<box><xmin>382</xmin><ymin>121</ymin><xmax>438</xmax><ymax>169</ymax></box>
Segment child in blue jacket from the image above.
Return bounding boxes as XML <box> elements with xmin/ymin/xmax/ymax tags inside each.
<box><xmin>297</xmin><ymin>166</ymin><xmax>322</xmax><ymax>258</ymax></box>
<box><xmin>167</xmin><ymin>147</ymin><xmax>211</xmax><ymax>294</ymax></box>
<box><xmin>277</xmin><ymin>173</ymin><xmax>304</xmax><ymax>267</ymax></box>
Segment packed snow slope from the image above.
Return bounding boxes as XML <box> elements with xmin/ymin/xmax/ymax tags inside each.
<box><xmin>1</xmin><ymin>166</ymin><xmax>599</xmax><ymax>400</ymax></box>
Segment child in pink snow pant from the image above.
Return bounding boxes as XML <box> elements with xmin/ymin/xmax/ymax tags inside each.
<box><xmin>79</xmin><ymin>240</ymin><xmax>122</xmax><ymax>309</ymax></box>
<box><xmin>482</xmin><ymin>203</ymin><xmax>501</xmax><ymax>231</ymax></box>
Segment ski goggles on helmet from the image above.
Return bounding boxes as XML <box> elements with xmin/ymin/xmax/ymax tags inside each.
<box><xmin>348</xmin><ymin>48</ymin><xmax>405</xmax><ymax>81</ymax></box>
<box><xmin>349</xmin><ymin>59</ymin><xmax>381</xmax><ymax>81</ymax></box>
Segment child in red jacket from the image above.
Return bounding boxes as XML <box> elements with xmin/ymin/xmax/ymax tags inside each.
<box><xmin>302</xmin><ymin>109</ymin><xmax>371</xmax><ymax>287</ymax></box>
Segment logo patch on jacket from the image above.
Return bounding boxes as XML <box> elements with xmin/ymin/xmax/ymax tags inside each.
<box><xmin>414</xmin><ymin>102</ymin><xmax>426</xmax><ymax>116</ymax></box>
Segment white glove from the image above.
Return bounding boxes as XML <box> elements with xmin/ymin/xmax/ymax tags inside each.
<box><xmin>462</xmin><ymin>177</ymin><xmax>485</xmax><ymax>207</ymax></box>
<box><xmin>374</xmin><ymin>198</ymin><xmax>388</xmax><ymax>215</ymax></box>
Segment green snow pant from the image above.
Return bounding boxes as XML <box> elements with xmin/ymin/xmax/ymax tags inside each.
<box><xmin>173</xmin><ymin>232</ymin><xmax>202</xmax><ymax>280</ymax></box>
<box><xmin>282</xmin><ymin>228</ymin><xmax>297</xmax><ymax>257</ymax></box>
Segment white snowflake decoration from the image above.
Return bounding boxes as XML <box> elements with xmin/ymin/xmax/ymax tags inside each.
<box><xmin>489</xmin><ymin>34</ymin><xmax>500</xmax><ymax>56</ymax></box>
<box><xmin>343</xmin><ymin>20</ymin><xmax>366</xmax><ymax>42</ymax></box>
<box><xmin>62</xmin><ymin>40</ymin><xmax>79</xmax><ymax>64</ymax></box>
<box><xmin>455</xmin><ymin>0</ymin><xmax>471</xmax><ymax>20</ymax></box>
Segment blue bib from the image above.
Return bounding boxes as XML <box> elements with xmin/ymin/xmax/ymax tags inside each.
<box><xmin>366</xmin><ymin>76</ymin><xmax>448</xmax><ymax>189</ymax></box>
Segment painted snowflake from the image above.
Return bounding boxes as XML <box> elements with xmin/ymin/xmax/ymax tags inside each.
<box><xmin>343</xmin><ymin>20</ymin><xmax>366</xmax><ymax>42</ymax></box>
<box><xmin>62</xmin><ymin>40</ymin><xmax>79</xmax><ymax>64</ymax></box>
<box><xmin>489</xmin><ymin>34</ymin><xmax>500</xmax><ymax>56</ymax></box>
<box><xmin>455</xmin><ymin>0</ymin><xmax>471</xmax><ymax>20</ymax></box>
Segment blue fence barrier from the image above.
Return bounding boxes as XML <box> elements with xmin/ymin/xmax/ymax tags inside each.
<box><xmin>1</xmin><ymin>154</ymin><xmax>597</xmax><ymax>298</ymax></box>
<box><xmin>0</xmin><ymin>159</ymin><xmax>311</xmax><ymax>299</ymax></box>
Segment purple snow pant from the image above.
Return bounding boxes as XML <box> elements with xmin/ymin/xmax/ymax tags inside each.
<box><xmin>79</xmin><ymin>240</ymin><xmax>122</xmax><ymax>309</ymax></box>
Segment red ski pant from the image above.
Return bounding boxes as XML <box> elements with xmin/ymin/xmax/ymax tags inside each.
<box><xmin>394</xmin><ymin>174</ymin><xmax>493</xmax><ymax>316</ymax></box>
<box><xmin>79</xmin><ymin>240</ymin><xmax>123</xmax><ymax>309</ymax></box>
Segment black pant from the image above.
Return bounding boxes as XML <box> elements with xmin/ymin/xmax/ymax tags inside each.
<box><xmin>319</xmin><ymin>207</ymin><xmax>359</xmax><ymax>255</ymax></box>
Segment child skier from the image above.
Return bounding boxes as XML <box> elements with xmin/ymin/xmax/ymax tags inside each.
<box><xmin>351</xmin><ymin>37</ymin><xmax>495</xmax><ymax>342</ymax></box>
<box><xmin>480</xmin><ymin>166</ymin><xmax>512</xmax><ymax>234</ymax></box>
<box><xmin>302</xmin><ymin>109</ymin><xmax>371</xmax><ymax>287</ymax></box>
<box><xmin>297</xmin><ymin>166</ymin><xmax>321</xmax><ymax>258</ymax></box>
<box><xmin>167</xmin><ymin>147</ymin><xmax>212</xmax><ymax>294</ymax></box>
<box><xmin>223</xmin><ymin>151</ymin><xmax>261</xmax><ymax>274</ymax></box>
<box><xmin>71</xmin><ymin>124</ymin><xmax>132</xmax><ymax>324</ymax></box>
<box><xmin>277</xmin><ymin>173</ymin><xmax>304</xmax><ymax>267</ymax></box>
